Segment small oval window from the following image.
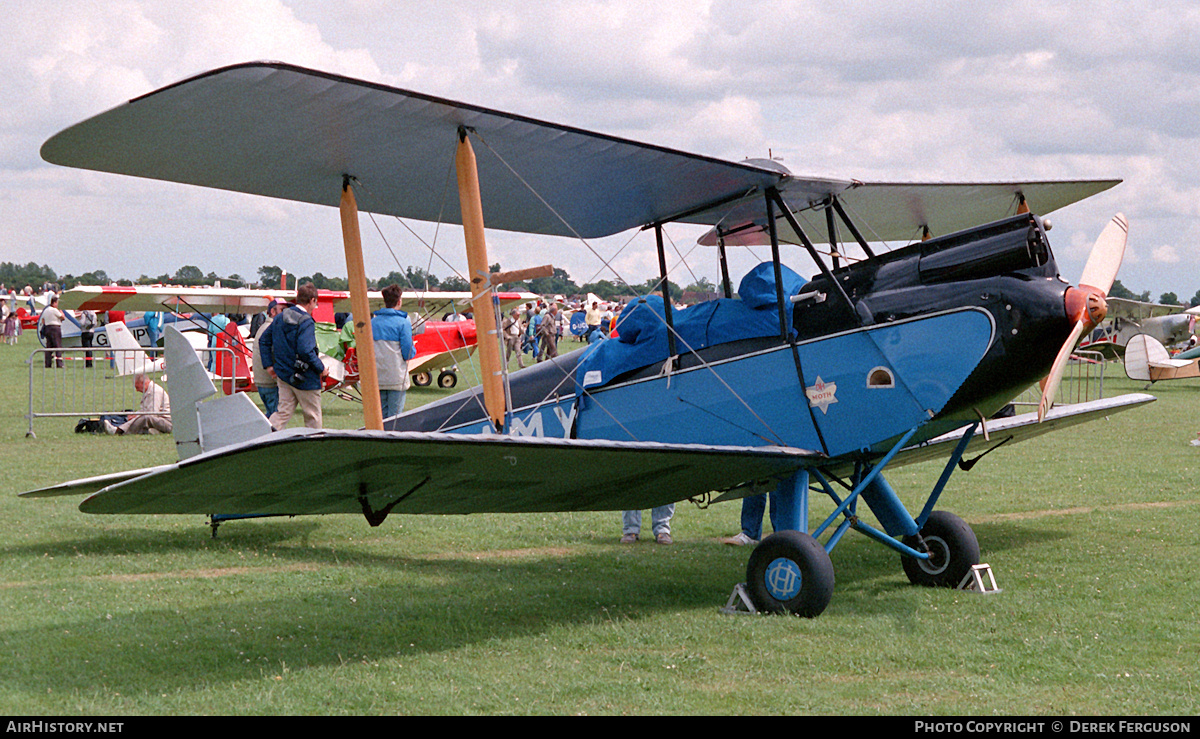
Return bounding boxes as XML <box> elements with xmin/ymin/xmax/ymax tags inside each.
<box><xmin>867</xmin><ymin>367</ymin><xmax>894</xmax><ymax>388</ymax></box>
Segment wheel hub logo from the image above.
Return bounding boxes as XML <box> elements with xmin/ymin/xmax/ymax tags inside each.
<box><xmin>766</xmin><ymin>557</ymin><xmax>802</xmax><ymax>600</ymax></box>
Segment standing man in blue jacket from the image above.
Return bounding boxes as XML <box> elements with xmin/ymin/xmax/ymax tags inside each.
<box><xmin>261</xmin><ymin>282</ymin><xmax>327</xmax><ymax>430</ymax></box>
<box><xmin>371</xmin><ymin>284</ymin><xmax>416</xmax><ymax>419</ymax></box>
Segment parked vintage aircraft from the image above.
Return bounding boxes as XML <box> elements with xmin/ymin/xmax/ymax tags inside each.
<box><xmin>1123</xmin><ymin>333</ymin><xmax>1200</xmax><ymax>383</ymax></box>
<box><xmin>1078</xmin><ymin>297</ymin><xmax>1198</xmax><ymax>357</ymax></box>
<box><xmin>96</xmin><ymin>317</ymin><xmax>251</xmax><ymax>394</ymax></box>
<box><xmin>24</xmin><ymin>62</ymin><xmax>1156</xmax><ymax>617</ymax></box>
<box><xmin>102</xmin><ymin>319</ymin><xmax>166</xmax><ymax>376</ymax></box>
<box><xmin>58</xmin><ymin>283</ymin><xmax>535</xmax><ymax>390</ymax></box>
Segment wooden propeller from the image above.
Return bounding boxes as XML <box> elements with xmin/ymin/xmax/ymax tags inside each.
<box><xmin>1037</xmin><ymin>213</ymin><xmax>1128</xmax><ymax>421</ymax></box>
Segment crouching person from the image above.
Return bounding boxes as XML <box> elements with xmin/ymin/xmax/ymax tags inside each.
<box><xmin>105</xmin><ymin>373</ymin><xmax>172</xmax><ymax>435</ymax></box>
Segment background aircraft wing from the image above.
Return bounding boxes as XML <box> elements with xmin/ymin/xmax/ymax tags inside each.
<box><xmin>328</xmin><ymin>291</ymin><xmax>537</xmax><ymax>316</ymax></box>
<box><xmin>1106</xmin><ymin>297</ymin><xmax>1182</xmax><ymax>321</ymax></box>
<box><xmin>68</xmin><ymin>432</ymin><xmax>820</xmax><ymax>516</ymax></box>
<box><xmin>59</xmin><ymin>285</ymin><xmax>290</xmax><ymax>314</ymax></box>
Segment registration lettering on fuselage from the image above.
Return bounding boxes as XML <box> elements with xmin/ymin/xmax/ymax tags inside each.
<box><xmin>509</xmin><ymin>404</ymin><xmax>577</xmax><ymax>439</ymax></box>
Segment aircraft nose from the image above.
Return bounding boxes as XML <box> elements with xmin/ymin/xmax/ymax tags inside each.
<box><xmin>1168</xmin><ymin>312</ymin><xmax>1196</xmax><ymax>335</ymax></box>
<box><xmin>1064</xmin><ymin>285</ymin><xmax>1108</xmax><ymax>331</ymax></box>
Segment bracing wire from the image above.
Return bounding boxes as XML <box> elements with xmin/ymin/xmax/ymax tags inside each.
<box><xmin>347</xmin><ymin>128</ymin><xmax>804</xmax><ymax>447</ymax></box>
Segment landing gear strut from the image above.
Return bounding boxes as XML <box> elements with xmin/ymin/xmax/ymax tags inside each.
<box><xmin>734</xmin><ymin>421</ymin><xmax>985</xmax><ymax>617</ymax></box>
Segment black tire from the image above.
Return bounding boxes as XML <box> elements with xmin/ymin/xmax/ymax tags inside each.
<box><xmin>412</xmin><ymin>371</ymin><xmax>432</xmax><ymax>387</ymax></box>
<box><xmin>745</xmin><ymin>531</ymin><xmax>835</xmax><ymax>617</ymax></box>
<box><xmin>901</xmin><ymin>510</ymin><xmax>980</xmax><ymax>587</ymax></box>
<box><xmin>437</xmin><ymin>370</ymin><xmax>458</xmax><ymax>388</ymax></box>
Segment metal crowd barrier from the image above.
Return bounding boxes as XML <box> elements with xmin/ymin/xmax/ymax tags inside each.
<box><xmin>25</xmin><ymin>346</ymin><xmax>237</xmax><ymax>438</ymax></box>
<box><xmin>1011</xmin><ymin>349</ymin><xmax>1106</xmax><ymax>409</ymax></box>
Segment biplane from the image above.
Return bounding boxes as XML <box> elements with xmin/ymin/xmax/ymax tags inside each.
<box><xmin>1079</xmin><ymin>297</ymin><xmax>1198</xmax><ymax>358</ymax></box>
<box><xmin>57</xmin><ymin>283</ymin><xmax>536</xmax><ymax>391</ymax></box>
<box><xmin>23</xmin><ymin>62</ymin><xmax>1156</xmax><ymax>617</ymax></box>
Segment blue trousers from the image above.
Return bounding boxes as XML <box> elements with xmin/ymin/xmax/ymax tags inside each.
<box><xmin>622</xmin><ymin>505</ymin><xmax>674</xmax><ymax>536</ymax></box>
<box><xmin>740</xmin><ymin>493</ymin><xmax>775</xmax><ymax>541</ymax></box>
<box><xmin>741</xmin><ymin>471</ymin><xmax>807</xmax><ymax>539</ymax></box>
<box><xmin>258</xmin><ymin>385</ymin><xmax>279</xmax><ymax>419</ymax></box>
<box><xmin>380</xmin><ymin>389</ymin><xmax>407</xmax><ymax>419</ymax></box>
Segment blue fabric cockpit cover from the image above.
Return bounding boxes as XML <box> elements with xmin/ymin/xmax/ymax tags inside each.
<box><xmin>737</xmin><ymin>261</ymin><xmax>807</xmax><ymax>310</ymax></box>
<box><xmin>575</xmin><ymin>262</ymin><xmax>805</xmax><ymax>391</ymax></box>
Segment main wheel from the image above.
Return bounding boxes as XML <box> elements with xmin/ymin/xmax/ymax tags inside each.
<box><xmin>437</xmin><ymin>370</ymin><xmax>458</xmax><ymax>388</ymax></box>
<box><xmin>745</xmin><ymin>531</ymin><xmax>835</xmax><ymax>617</ymax></box>
<box><xmin>412</xmin><ymin>371</ymin><xmax>432</xmax><ymax>387</ymax></box>
<box><xmin>901</xmin><ymin>510</ymin><xmax>980</xmax><ymax>587</ymax></box>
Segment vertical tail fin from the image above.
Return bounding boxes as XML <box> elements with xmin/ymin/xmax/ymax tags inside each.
<box><xmin>107</xmin><ymin>321</ymin><xmax>162</xmax><ymax>376</ymax></box>
<box><xmin>1123</xmin><ymin>334</ymin><xmax>1163</xmax><ymax>382</ymax></box>
<box><xmin>165</xmin><ymin>326</ymin><xmax>270</xmax><ymax>460</ymax></box>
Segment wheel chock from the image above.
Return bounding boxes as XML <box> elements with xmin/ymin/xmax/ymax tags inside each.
<box><xmin>957</xmin><ymin>563</ymin><xmax>1001</xmax><ymax>594</ymax></box>
<box><xmin>720</xmin><ymin>583</ymin><xmax>759</xmax><ymax>615</ymax></box>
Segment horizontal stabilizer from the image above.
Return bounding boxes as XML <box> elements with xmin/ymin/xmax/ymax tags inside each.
<box><xmin>75</xmin><ymin>432</ymin><xmax>820</xmax><ymax>516</ymax></box>
<box><xmin>163</xmin><ymin>324</ymin><xmax>271</xmax><ymax>459</ymax></box>
<box><xmin>20</xmin><ymin>466</ymin><xmax>175</xmax><ymax>499</ymax></box>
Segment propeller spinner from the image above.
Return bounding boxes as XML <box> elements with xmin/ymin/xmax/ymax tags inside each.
<box><xmin>1037</xmin><ymin>213</ymin><xmax>1128</xmax><ymax>421</ymax></box>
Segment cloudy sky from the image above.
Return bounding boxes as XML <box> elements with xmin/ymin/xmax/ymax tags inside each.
<box><xmin>3</xmin><ymin>0</ymin><xmax>1199</xmax><ymax>298</ymax></box>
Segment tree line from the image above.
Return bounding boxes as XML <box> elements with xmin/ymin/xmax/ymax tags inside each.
<box><xmin>1107</xmin><ymin>279</ymin><xmax>1200</xmax><ymax>308</ymax></box>
<box><xmin>1</xmin><ymin>261</ymin><xmax>720</xmax><ymax>303</ymax></box>
<box><xmin>27</xmin><ymin>260</ymin><xmax>1196</xmax><ymax>306</ymax></box>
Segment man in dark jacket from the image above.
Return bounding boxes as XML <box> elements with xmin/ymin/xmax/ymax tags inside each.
<box><xmin>261</xmin><ymin>282</ymin><xmax>327</xmax><ymax>430</ymax></box>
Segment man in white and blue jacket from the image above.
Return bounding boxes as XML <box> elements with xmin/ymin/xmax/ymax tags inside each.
<box><xmin>371</xmin><ymin>283</ymin><xmax>416</xmax><ymax>419</ymax></box>
<box><xmin>261</xmin><ymin>282</ymin><xmax>327</xmax><ymax>430</ymax></box>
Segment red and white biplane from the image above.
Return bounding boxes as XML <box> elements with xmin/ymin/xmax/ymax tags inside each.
<box><xmin>58</xmin><ymin>283</ymin><xmax>537</xmax><ymax>393</ymax></box>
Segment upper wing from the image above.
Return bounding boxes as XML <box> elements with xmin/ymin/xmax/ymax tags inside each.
<box><xmin>42</xmin><ymin>61</ymin><xmax>1119</xmax><ymax>243</ymax></box>
<box><xmin>41</xmin><ymin>62</ymin><xmax>788</xmax><ymax>239</ymax></box>
<box><xmin>699</xmin><ymin>179</ymin><xmax>1120</xmax><ymax>246</ymax></box>
<box><xmin>59</xmin><ymin>432</ymin><xmax>819</xmax><ymax>516</ymax></box>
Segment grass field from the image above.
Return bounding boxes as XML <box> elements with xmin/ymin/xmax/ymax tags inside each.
<box><xmin>1</xmin><ymin>337</ymin><xmax>1196</xmax><ymax>715</ymax></box>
